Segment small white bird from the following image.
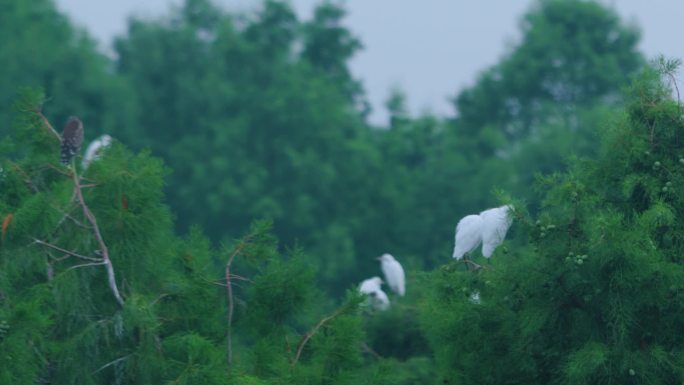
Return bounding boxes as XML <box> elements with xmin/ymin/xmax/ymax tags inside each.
<box><xmin>82</xmin><ymin>134</ymin><xmax>112</xmax><ymax>169</ymax></box>
<box><xmin>378</xmin><ymin>253</ymin><xmax>405</xmax><ymax>296</ymax></box>
<box><xmin>452</xmin><ymin>214</ymin><xmax>484</xmax><ymax>260</ymax></box>
<box><xmin>469</xmin><ymin>291</ymin><xmax>481</xmax><ymax>304</ymax></box>
<box><xmin>359</xmin><ymin>277</ymin><xmax>390</xmax><ymax>310</ymax></box>
<box><xmin>479</xmin><ymin>205</ymin><xmax>514</xmax><ymax>258</ymax></box>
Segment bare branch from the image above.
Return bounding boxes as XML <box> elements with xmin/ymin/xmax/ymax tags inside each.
<box><xmin>92</xmin><ymin>355</ymin><xmax>130</xmax><ymax>375</ymax></box>
<box><xmin>225</xmin><ymin>240</ymin><xmax>247</xmax><ymax>367</ymax></box>
<box><xmin>33</xmin><ymin>239</ymin><xmax>102</xmax><ymax>262</ymax></box>
<box><xmin>34</xmin><ymin>109</ymin><xmax>61</xmax><ymax>141</ymax></box>
<box><xmin>461</xmin><ymin>258</ymin><xmax>489</xmax><ymax>271</ymax></box>
<box><xmin>52</xmin><ymin>204</ymin><xmax>90</xmax><ymax>229</ymax></box>
<box><xmin>361</xmin><ymin>342</ymin><xmax>383</xmax><ymax>360</ymax></box>
<box><xmin>66</xmin><ymin>261</ymin><xmax>107</xmax><ymax>272</ymax></box>
<box><xmin>71</xmin><ymin>158</ymin><xmax>125</xmax><ymax>306</ymax></box>
<box><xmin>150</xmin><ymin>293</ymin><xmax>170</xmax><ymax>306</ymax></box>
<box><xmin>292</xmin><ymin>305</ymin><xmax>348</xmax><ymax>366</ymax></box>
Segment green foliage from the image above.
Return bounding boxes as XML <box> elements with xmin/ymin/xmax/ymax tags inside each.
<box><xmin>0</xmin><ymin>101</ymin><xmax>384</xmax><ymax>384</ymax></box>
<box><xmin>0</xmin><ymin>0</ymin><xmax>135</xmax><ymax>139</ymax></box>
<box><xmin>421</xmin><ymin>64</ymin><xmax>684</xmax><ymax>384</ymax></box>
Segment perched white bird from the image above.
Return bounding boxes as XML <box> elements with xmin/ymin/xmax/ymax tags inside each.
<box><xmin>479</xmin><ymin>205</ymin><xmax>514</xmax><ymax>258</ymax></box>
<box><xmin>82</xmin><ymin>134</ymin><xmax>112</xmax><ymax>169</ymax></box>
<box><xmin>359</xmin><ymin>277</ymin><xmax>390</xmax><ymax>310</ymax></box>
<box><xmin>359</xmin><ymin>276</ymin><xmax>383</xmax><ymax>293</ymax></box>
<box><xmin>378</xmin><ymin>253</ymin><xmax>405</xmax><ymax>296</ymax></box>
<box><xmin>453</xmin><ymin>205</ymin><xmax>514</xmax><ymax>260</ymax></box>
<box><xmin>452</xmin><ymin>214</ymin><xmax>483</xmax><ymax>260</ymax></box>
<box><xmin>469</xmin><ymin>291</ymin><xmax>481</xmax><ymax>304</ymax></box>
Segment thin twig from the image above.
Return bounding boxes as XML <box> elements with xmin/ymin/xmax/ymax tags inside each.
<box><xmin>216</xmin><ymin>273</ymin><xmax>253</xmax><ymax>283</ymax></box>
<box><xmin>285</xmin><ymin>335</ymin><xmax>293</xmax><ymax>365</ymax></box>
<box><xmin>150</xmin><ymin>293</ymin><xmax>170</xmax><ymax>306</ymax></box>
<box><xmin>461</xmin><ymin>258</ymin><xmax>489</xmax><ymax>271</ymax></box>
<box><xmin>34</xmin><ymin>110</ymin><xmax>61</xmax><ymax>141</ymax></box>
<box><xmin>92</xmin><ymin>355</ymin><xmax>130</xmax><ymax>375</ymax></box>
<box><xmin>52</xmin><ymin>204</ymin><xmax>90</xmax><ymax>229</ymax></box>
<box><xmin>225</xmin><ymin>241</ymin><xmax>247</xmax><ymax>367</ymax></box>
<box><xmin>40</xmin><ymin>163</ymin><xmax>73</xmax><ymax>177</ymax></box>
<box><xmin>33</xmin><ymin>239</ymin><xmax>102</xmax><ymax>262</ymax></box>
<box><xmin>292</xmin><ymin>306</ymin><xmax>348</xmax><ymax>366</ymax></box>
<box><xmin>361</xmin><ymin>342</ymin><xmax>382</xmax><ymax>360</ymax></box>
<box><xmin>9</xmin><ymin>163</ymin><xmax>39</xmax><ymax>193</ymax></box>
<box><xmin>65</xmin><ymin>261</ymin><xmax>107</xmax><ymax>272</ymax></box>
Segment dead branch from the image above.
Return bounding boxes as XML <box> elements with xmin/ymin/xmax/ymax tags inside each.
<box><xmin>91</xmin><ymin>355</ymin><xmax>130</xmax><ymax>375</ymax></box>
<box><xmin>71</xmin><ymin>160</ymin><xmax>125</xmax><ymax>306</ymax></box>
<box><xmin>33</xmin><ymin>239</ymin><xmax>102</xmax><ymax>262</ymax></box>
<box><xmin>34</xmin><ymin>110</ymin><xmax>61</xmax><ymax>141</ymax></box>
<box><xmin>225</xmin><ymin>240</ymin><xmax>247</xmax><ymax>367</ymax></box>
<box><xmin>292</xmin><ymin>305</ymin><xmax>348</xmax><ymax>366</ymax></box>
<box><xmin>461</xmin><ymin>258</ymin><xmax>489</xmax><ymax>271</ymax></box>
<box><xmin>52</xmin><ymin>204</ymin><xmax>89</xmax><ymax>229</ymax></box>
<box><xmin>361</xmin><ymin>342</ymin><xmax>382</xmax><ymax>360</ymax></box>
<box><xmin>66</xmin><ymin>261</ymin><xmax>107</xmax><ymax>272</ymax></box>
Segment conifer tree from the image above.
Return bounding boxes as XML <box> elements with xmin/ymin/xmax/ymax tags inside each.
<box><xmin>421</xmin><ymin>60</ymin><xmax>684</xmax><ymax>385</ymax></box>
<box><xmin>0</xmin><ymin>92</ymin><xmax>383</xmax><ymax>384</ymax></box>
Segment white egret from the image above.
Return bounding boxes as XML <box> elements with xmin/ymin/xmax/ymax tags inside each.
<box><xmin>452</xmin><ymin>205</ymin><xmax>515</xmax><ymax>263</ymax></box>
<box><xmin>452</xmin><ymin>214</ymin><xmax>483</xmax><ymax>260</ymax></box>
<box><xmin>479</xmin><ymin>205</ymin><xmax>514</xmax><ymax>258</ymax></box>
<box><xmin>378</xmin><ymin>253</ymin><xmax>405</xmax><ymax>296</ymax></box>
<box><xmin>82</xmin><ymin>134</ymin><xmax>112</xmax><ymax>169</ymax></box>
<box><xmin>359</xmin><ymin>277</ymin><xmax>390</xmax><ymax>310</ymax></box>
<box><xmin>469</xmin><ymin>291</ymin><xmax>481</xmax><ymax>304</ymax></box>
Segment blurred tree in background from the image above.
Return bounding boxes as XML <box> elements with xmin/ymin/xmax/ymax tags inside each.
<box><xmin>0</xmin><ymin>0</ymin><xmax>135</xmax><ymax>140</ymax></box>
<box><xmin>383</xmin><ymin>0</ymin><xmax>645</xmax><ymax>266</ymax></box>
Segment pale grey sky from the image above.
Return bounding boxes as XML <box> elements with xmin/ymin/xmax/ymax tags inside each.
<box><xmin>55</xmin><ymin>0</ymin><xmax>684</xmax><ymax>125</ymax></box>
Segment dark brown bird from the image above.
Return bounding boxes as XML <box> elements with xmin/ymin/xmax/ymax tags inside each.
<box><xmin>60</xmin><ymin>116</ymin><xmax>84</xmax><ymax>165</ymax></box>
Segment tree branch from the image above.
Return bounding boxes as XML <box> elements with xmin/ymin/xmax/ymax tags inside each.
<box><xmin>292</xmin><ymin>305</ymin><xmax>348</xmax><ymax>366</ymax></box>
<box><xmin>225</xmin><ymin>240</ymin><xmax>247</xmax><ymax>367</ymax></box>
<box><xmin>461</xmin><ymin>258</ymin><xmax>489</xmax><ymax>271</ymax></box>
<box><xmin>66</xmin><ymin>261</ymin><xmax>108</xmax><ymax>272</ymax></box>
<box><xmin>71</xmin><ymin>159</ymin><xmax>125</xmax><ymax>306</ymax></box>
<box><xmin>33</xmin><ymin>239</ymin><xmax>102</xmax><ymax>262</ymax></box>
<box><xmin>34</xmin><ymin>109</ymin><xmax>61</xmax><ymax>141</ymax></box>
<box><xmin>361</xmin><ymin>342</ymin><xmax>383</xmax><ymax>360</ymax></box>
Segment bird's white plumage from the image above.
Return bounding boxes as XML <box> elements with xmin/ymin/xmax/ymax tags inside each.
<box><xmin>469</xmin><ymin>291</ymin><xmax>481</xmax><ymax>304</ymax></box>
<box><xmin>452</xmin><ymin>214</ymin><xmax>483</xmax><ymax>259</ymax></box>
<box><xmin>359</xmin><ymin>276</ymin><xmax>383</xmax><ymax>294</ymax></box>
<box><xmin>82</xmin><ymin>134</ymin><xmax>112</xmax><ymax>169</ymax></box>
<box><xmin>359</xmin><ymin>276</ymin><xmax>390</xmax><ymax>310</ymax></box>
<box><xmin>370</xmin><ymin>288</ymin><xmax>390</xmax><ymax>310</ymax></box>
<box><xmin>378</xmin><ymin>253</ymin><xmax>405</xmax><ymax>296</ymax></box>
<box><xmin>479</xmin><ymin>205</ymin><xmax>514</xmax><ymax>258</ymax></box>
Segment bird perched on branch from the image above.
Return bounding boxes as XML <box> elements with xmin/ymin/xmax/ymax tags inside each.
<box><xmin>480</xmin><ymin>205</ymin><xmax>514</xmax><ymax>258</ymax></box>
<box><xmin>60</xmin><ymin>116</ymin><xmax>84</xmax><ymax>165</ymax></box>
<box><xmin>378</xmin><ymin>253</ymin><xmax>405</xmax><ymax>296</ymax></box>
<box><xmin>452</xmin><ymin>205</ymin><xmax>514</xmax><ymax>261</ymax></box>
<box><xmin>359</xmin><ymin>277</ymin><xmax>390</xmax><ymax>310</ymax></box>
<box><xmin>82</xmin><ymin>134</ymin><xmax>112</xmax><ymax>169</ymax></box>
<box><xmin>452</xmin><ymin>214</ymin><xmax>484</xmax><ymax>260</ymax></box>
